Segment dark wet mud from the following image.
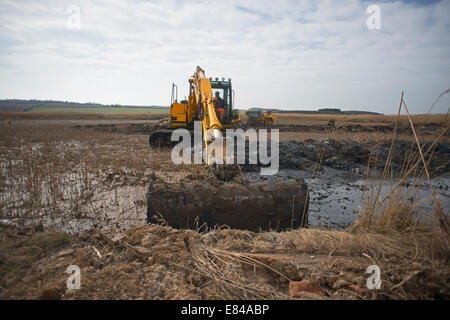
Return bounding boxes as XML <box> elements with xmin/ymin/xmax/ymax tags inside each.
<box><xmin>239</xmin><ymin>138</ymin><xmax>449</xmax><ymax>229</ymax></box>
<box><xmin>246</xmin><ymin>168</ymin><xmax>449</xmax><ymax>229</ymax></box>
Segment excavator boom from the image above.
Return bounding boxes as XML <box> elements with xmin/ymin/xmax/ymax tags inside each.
<box><xmin>191</xmin><ymin>66</ymin><xmax>224</xmax><ymax>164</ymax></box>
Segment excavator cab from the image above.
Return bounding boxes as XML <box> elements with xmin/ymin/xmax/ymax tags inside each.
<box><xmin>210</xmin><ymin>78</ymin><xmax>239</xmax><ymax>125</ymax></box>
<box><xmin>168</xmin><ymin>77</ymin><xmax>239</xmax><ymax>129</ymax></box>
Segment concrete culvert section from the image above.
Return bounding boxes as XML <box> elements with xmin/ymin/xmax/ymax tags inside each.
<box><xmin>146</xmin><ymin>179</ymin><xmax>309</xmax><ymax>231</ymax></box>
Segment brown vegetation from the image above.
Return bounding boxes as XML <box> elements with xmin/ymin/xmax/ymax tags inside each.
<box><xmin>274</xmin><ymin>113</ymin><xmax>449</xmax><ymax>126</ymax></box>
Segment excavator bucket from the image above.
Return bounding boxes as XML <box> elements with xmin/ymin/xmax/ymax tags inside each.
<box><xmin>147</xmin><ymin>179</ymin><xmax>309</xmax><ymax>232</ymax></box>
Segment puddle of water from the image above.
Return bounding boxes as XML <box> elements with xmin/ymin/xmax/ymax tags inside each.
<box><xmin>245</xmin><ymin>169</ymin><xmax>449</xmax><ymax>229</ymax></box>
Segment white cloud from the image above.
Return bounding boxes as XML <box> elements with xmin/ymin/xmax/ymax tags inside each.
<box><xmin>0</xmin><ymin>0</ymin><xmax>449</xmax><ymax>113</ymax></box>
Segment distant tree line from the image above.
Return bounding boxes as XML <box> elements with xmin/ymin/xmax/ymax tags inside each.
<box><xmin>0</xmin><ymin>99</ymin><xmax>169</xmax><ymax>112</ymax></box>
<box><xmin>1</xmin><ymin>99</ymin><xmax>382</xmax><ymax>115</ymax></box>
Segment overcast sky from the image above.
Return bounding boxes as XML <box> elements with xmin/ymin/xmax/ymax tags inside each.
<box><xmin>0</xmin><ymin>0</ymin><xmax>449</xmax><ymax>113</ymax></box>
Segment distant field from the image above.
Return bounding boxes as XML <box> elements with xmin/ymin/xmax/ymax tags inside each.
<box><xmin>273</xmin><ymin>112</ymin><xmax>449</xmax><ymax>126</ymax></box>
<box><xmin>1</xmin><ymin>108</ymin><xmax>447</xmax><ymax>126</ymax></box>
<box><xmin>29</xmin><ymin>106</ymin><xmax>169</xmax><ymax>114</ymax></box>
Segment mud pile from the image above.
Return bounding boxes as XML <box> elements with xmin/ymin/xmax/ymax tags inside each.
<box><xmin>1</xmin><ymin>224</ymin><xmax>448</xmax><ymax>300</ymax></box>
<box><xmin>75</xmin><ymin>121</ymin><xmax>166</xmax><ymax>135</ymax></box>
<box><xmin>242</xmin><ymin>139</ymin><xmax>450</xmax><ymax>175</ymax></box>
<box><xmin>241</xmin><ymin>123</ymin><xmax>446</xmax><ymax>135</ymax></box>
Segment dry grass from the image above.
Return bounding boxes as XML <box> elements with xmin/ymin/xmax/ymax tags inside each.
<box><xmin>2</xmin><ymin>221</ymin><xmax>448</xmax><ymax>300</ymax></box>
<box><xmin>352</xmin><ymin>92</ymin><xmax>449</xmax><ymax>258</ymax></box>
<box><xmin>0</xmin><ymin>122</ymin><xmax>186</xmax><ymax>231</ymax></box>
<box><xmin>181</xmin><ymin>224</ymin><xmax>449</xmax><ymax>299</ymax></box>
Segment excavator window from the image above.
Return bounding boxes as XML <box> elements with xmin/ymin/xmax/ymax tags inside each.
<box><xmin>211</xmin><ymin>81</ymin><xmax>233</xmax><ymax>124</ymax></box>
<box><xmin>214</xmin><ymin>90</ymin><xmax>224</xmax><ymax>99</ymax></box>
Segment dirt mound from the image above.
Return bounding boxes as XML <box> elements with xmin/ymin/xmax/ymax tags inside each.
<box><xmin>1</xmin><ymin>224</ymin><xmax>448</xmax><ymax>300</ymax></box>
<box><xmin>241</xmin><ymin>139</ymin><xmax>450</xmax><ymax>175</ymax></box>
<box><xmin>78</xmin><ymin>121</ymin><xmax>449</xmax><ymax>138</ymax></box>
<box><xmin>75</xmin><ymin>122</ymin><xmax>166</xmax><ymax>135</ymax></box>
<box><xmin>147</xmin><ymin>179</ymin><xmax>309</xmax><ymax>231</ymax></box>
<box><xmin>241</xmin><ymin>122</ymin><xmax>447</xmax><ymax>135</ymax></box>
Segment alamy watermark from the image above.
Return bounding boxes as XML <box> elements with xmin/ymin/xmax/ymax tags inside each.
<box><xmin>366</xmin><ymin>264</ymin><xmax>382</xmax><ymax>289</ymax></box>
<box><xmin>66</xmin><ymin>5</ymin><xmax>81</xmax><ymax>30</ymax></box>
<box><xmin>170</xmin><ymin>121</ymin><xmax>279</xmax><ymax>175</ymax></box>
<box><xmin>366</xmin><ymin>4</ymin><xmax>381</xmax><ymax>30</ymax></box>
<box><xmin>66</xmin><ymin>265</ymin><xmax>81</xmax><ymax>290</ymax></box>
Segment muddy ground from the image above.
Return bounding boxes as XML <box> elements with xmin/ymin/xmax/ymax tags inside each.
<box><xmin>1</xmin><ymin>223</ymin><xmax>449</xmax><ymax>300</ymax></box>
<box><xmin>75</xmin><ymin>120</ymin><xmax>449</xmax><ymax>229</ymax></box>
<box><xmin>77</xmin><ymin>119</ymin><xmax>448</xmax><ymax>137</ymax></box>
<box><xmin>0</xmin><ymin>117</ymin><xmax>449</xmax><ymax>299</ymax></box>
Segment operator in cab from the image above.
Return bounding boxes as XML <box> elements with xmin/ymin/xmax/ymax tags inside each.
<box><xmin>214</xmin><ymin>91</ymin><xmax>225</xmax><ymax>121</ymax></box>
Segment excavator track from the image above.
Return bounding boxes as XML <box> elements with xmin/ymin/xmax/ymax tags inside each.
<box><xmin>148</xmin><ymin>129</ymin><xmax>176</xmax><ymax>148</ymax></box>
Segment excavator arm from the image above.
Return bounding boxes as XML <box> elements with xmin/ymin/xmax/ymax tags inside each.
<box><xmin>191</xmin><ymin>66</ymin><xmax>224</xmax><ymax>165</ymax></box>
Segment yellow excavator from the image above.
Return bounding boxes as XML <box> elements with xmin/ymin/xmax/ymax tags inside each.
<box><xmin>147</xmin><ymin>66</ymin><xmax>309</xmax><ymax>231</ymax></box>
<box><xmin>149</xmin><ymin>67</ymin><xmax>240</xmax><ymax>155</ymax></box>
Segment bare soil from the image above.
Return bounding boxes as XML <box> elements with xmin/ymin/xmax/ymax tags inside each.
<box><xmin>1</xmin><ymin>224</ymin><xmax>449</xmax><ymax>300</ymax></box>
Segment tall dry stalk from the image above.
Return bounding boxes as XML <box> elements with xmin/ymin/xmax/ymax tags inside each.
<box><xmin>353</xmin><ymin>92</ymin><xmax>449</xmax><ymax>256</ymax></box>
